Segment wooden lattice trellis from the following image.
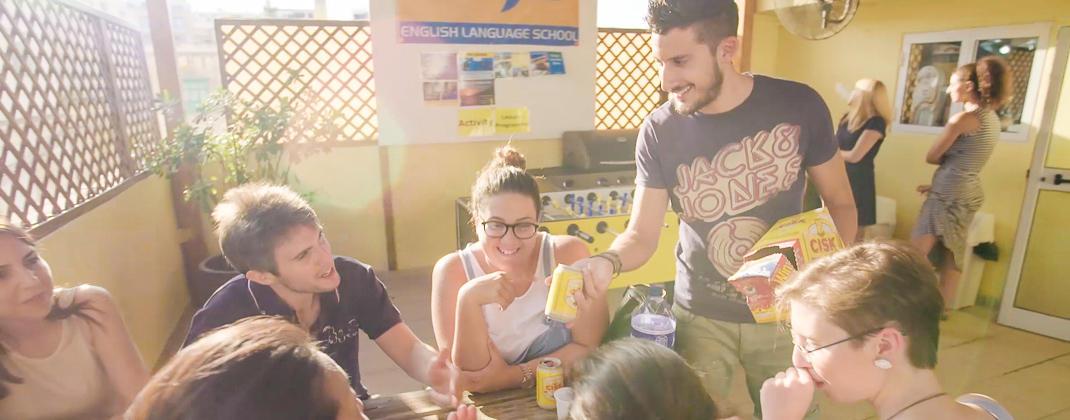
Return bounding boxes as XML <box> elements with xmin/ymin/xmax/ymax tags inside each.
<box><xmin>0</xmin><ymin>0</ymin><xmax>160</xmax><ymax>227</ymax></box>
<box><xmin>596</xmin><ymin>28</ymin><xmax>665</xmax><ymax>130</ymax></box>
<box><xmin>215</xmin><ymin>19</ymin><xmax>379</xmax><ymax>143</ymax></box>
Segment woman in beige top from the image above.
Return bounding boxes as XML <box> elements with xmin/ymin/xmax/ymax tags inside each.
<box><xmin>0</xmin><ymin>217</ymin><xmax>148</xmax><ymax>419</ymax></box>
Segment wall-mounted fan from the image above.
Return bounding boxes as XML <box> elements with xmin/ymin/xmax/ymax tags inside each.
<box><xmin>774</xmin><ymin>0</ymin><xmax>859</xmax><ymax>40</ymax></box>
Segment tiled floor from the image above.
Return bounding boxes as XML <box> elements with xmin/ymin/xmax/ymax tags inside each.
<box><xmin>353</xmin><ymin>268</ymin><xmax>1070</xmax><ymax>419</ymax></box>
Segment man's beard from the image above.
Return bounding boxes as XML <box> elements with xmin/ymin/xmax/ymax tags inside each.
<box><xmin>672</xmin><ymin>62</ymin><xmax>724</xmax><ymax>115</ymax></box>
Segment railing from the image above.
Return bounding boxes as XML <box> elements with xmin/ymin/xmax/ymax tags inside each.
<box><xmin>595</xmin><ymin>28</ymin><xmax>665</xmax><ymax>130</ymax></box>
<box><xmin>0</xmin><ymin>0</ymin><xmax>160</xmax><ymax>229</ymax></box>
<box><xmin>214</xmin><ymin>19</ymin><xmax>379</xmax><ymax>144</ymax></box>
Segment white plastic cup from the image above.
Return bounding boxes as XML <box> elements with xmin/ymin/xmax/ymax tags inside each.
<box><xmin>554</xmin><ymin>386</ymin><xmax>574</xmax><ymax>419</ymax></box>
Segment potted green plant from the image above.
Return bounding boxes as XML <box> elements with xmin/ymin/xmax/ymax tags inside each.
<box><xmin>148</xmin><ymin>75</ymin><xmax>339</xmax><ymax>306</ymax></box>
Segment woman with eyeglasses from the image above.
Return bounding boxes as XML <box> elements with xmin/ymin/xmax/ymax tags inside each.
<box><xmin>431</xmin><ymin>146</ymin><xmax>608</xmax><ymax>392</ymax></box>
<box><xmin>759</xmin><ymin>241</ymin><xmax>1011</xmax><ymax>420</ymax></box>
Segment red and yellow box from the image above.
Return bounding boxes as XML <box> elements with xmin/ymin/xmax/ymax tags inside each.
<box><xmin>745</xmin><ymin>208</ymin><xmax>845</xmax><ymax>269</ymax></box>
<box><xmin>730</xmin><ymin>208</ymin><xmax>845</xmax><ymax>323</ymax></box>
<box><xmin>728</xmin><ymin>253</ymin><xmax>796</xmax><ymax>324</ymax></box>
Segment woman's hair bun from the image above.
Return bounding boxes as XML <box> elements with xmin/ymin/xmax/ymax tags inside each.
<box><xmin>494</xmin><ymin>145</ymin><xmax>527</xmax><ymax>170</ymax></box>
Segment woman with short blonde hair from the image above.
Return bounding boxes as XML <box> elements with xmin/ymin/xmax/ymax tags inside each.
<box><xmin>837</xmin><ymin>78</ymin><xmax>893</xmax><ymax>241</ymax></box>
<box><xmin>761</xmin><ymin>241</ymin><xmax>1011</xmax><ymax>420</ymax></box>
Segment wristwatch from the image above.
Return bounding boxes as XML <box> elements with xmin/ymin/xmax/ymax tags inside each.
<box><xmin>519</xmin><ymin>363</ymin><xmax>535</xmax><ymax>389</ymax></box>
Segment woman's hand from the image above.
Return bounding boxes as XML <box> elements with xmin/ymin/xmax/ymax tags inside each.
<box><xmin>447</xmin><ymin>404</ymin><xmax>478</xmax><ymax>420</ymax></box>
<box><xmin>458</xmin><ymin>271</ymin><xmax>518</xmax><ymax>311</ymax></box>
<box><xmin>916</xmin><ymin>184</ymin><xmax>932</xmax><ymax>195</ymax></box>
<box><xmin>760</xmin><ymin>367</ymin><xmax>815</xmax><ymax>420</ymax></box>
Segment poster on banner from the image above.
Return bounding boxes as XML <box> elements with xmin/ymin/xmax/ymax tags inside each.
<box><xmin>461</xmin><ymin>53</ymin><xmax>495</xmax><ymax>80</ymax></box>
<box><xmin>421</xmin><ymin>52</ymin><xmax>458</xmax><ymax>80</ymax></box>
<box><xmin>459</xmin><ymin>79</ymin><xmax>494</xmax><ymax>106</ymax></box>
<box><xmin>422</xmin><ymin>81</ymin><xmax>458</xmax><ymax>105</ymax></box>
<box><xmin>421</xmin><ymin>52</ymin><xmax>459</xmax><ymax>105</ymax></box>
<box><xmin>458</xmin><ymin>108</ymin><xmax>496</xmax><ymax>136</ymax></box>
<box><xmin>397</xmin><ymin>0</ymin><xmax>579</xmax><ymax>46</ymax></box>
<box><xmin>495</xmin><ymin>107</ymin><xmax>530</xmax><ymax>134</ymax></box>
<box><xmin>509</xmin><ymin>52</ymin><xmax>531</xmax><ymax>77</ymax></box>
<box><xmin>494</xmin><ymin>52</ymin><xmax>532</xmax><ymax>78</ymax></box>
<box><xmin>494</xmin><ymin>52</ymin><xmax>512</xmax><ymax>78</ymax></box>
<box><xmin>530</xmin><ymin>51</ymin><xmax>566</xmax><ymax>76</ymax></box>
<box><xmin>547</xmin><ymin>52</ymin><xmax>565</xmax><ymax>74</ymax></box>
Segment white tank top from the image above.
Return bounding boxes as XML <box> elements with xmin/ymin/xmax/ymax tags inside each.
<box><xmin>0</xmin><ymin>288</ymin><xmax>119</xmax><ymax>419</ymax></box>
<box><xmin>458</xmin><ymin>233</ymin><xmax>556</xmax><ymax>364</ymax></box>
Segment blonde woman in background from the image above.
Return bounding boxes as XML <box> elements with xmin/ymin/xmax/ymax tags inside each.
<box><xmin>837</xmin><ymin>79</ymin><xmax>893</xmax><ymax>242</ymax></box>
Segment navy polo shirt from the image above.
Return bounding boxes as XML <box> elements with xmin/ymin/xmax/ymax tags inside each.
<box><xmin>183</xmin><ymin>256</ymin><xmax>402</xmax><ymax>399</ymax></box>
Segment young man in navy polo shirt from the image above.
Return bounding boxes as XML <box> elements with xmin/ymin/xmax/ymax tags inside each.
<box><xmin>183</xmin><ymin>184</ymin><xmax>457</xmax><ymax>404</ymax></box>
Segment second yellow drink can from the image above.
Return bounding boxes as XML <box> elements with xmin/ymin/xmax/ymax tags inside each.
<box><xmin>544</xmin><ymin>264</ymin><xmax>584</xmax><ymax>323</ymax></box>
<box><xmin>536</xmin><ymin>357</ymin><xmax>564</xmax><ymax>410</ymax></box>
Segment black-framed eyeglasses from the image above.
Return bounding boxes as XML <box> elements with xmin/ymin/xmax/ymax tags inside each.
<box><xmin>792</xmin><ymin>326</ymin><xmax>887</xmax><ymax>356</ymax></box>
<box><xmin>481</xmin><ymin>221</ymin><xmax>540</xmax><ymax>239</ymax></box>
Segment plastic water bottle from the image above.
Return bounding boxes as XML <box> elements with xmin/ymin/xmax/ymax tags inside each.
<box><xmin>630</xmin><ymin>285</ymin><xmax>676</xmax><ymax>349</ymax></box>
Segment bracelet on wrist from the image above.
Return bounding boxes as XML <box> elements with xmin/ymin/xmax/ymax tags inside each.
<box><xmin>593</xmin><ymin>251</ymin><xmax>622</xmax><ymax>278</ymax></box>
<box><xmin>519</xmin><ymin>363</ymin><xmax>535</xmax><ymax>389</ymax></box>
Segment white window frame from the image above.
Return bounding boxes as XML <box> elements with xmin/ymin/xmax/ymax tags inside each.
<box><xmin>893</xmin><ymin>23</ymin><xmax>1050</xmax><ymax>142</ymax></box>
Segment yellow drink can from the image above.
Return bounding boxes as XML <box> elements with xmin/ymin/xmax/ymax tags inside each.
<box><xmin>536</xmin><ymin>357</ymin><xmax>564</xmax><ymax>410</ymax></box>
<box><xmin>544</xmin><ymin>264</ymin><xmax>583</xmax><ymax>323</ymax></box>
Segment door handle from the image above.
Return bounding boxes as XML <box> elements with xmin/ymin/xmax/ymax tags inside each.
<box><xmin>1056</xmin><ymin>174</ymin><xmax>1068</xmax><ymax>185</ymax></box>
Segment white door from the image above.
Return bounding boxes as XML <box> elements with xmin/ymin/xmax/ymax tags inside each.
<box><xmin>998</xmin><ymin>26</ymin><xmax>1070</xmax><ymax>341</ymax></box>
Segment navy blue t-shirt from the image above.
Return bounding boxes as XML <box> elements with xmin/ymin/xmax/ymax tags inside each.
<box><xmin>183</xmin><ymin>256</ymin><xmax>402</xmax><ymax>399</ymax></box>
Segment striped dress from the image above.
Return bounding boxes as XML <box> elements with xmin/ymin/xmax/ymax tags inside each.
<box><xmin>912</xmin><ymin>108</ymin><xmax>1000</xmax><ymax>269</ymax></box>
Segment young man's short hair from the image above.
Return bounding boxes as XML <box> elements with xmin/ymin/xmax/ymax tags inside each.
<box><xmin>212</xmin><ymin>184</ymin><xmax>320</xmax><ymax>274</ymax></box>
<box><xmin>647</xmin><ymin>0</ymin><xmax>739</xmax><ymax>49</ymax></box>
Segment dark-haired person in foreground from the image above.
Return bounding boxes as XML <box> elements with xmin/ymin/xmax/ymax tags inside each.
<box><xmin>130</xmin><ymin>317</ymin><xmax>366</xmax><ymax>420</ymax></box>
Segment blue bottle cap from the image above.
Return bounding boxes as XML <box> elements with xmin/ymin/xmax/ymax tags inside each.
<box><xmin>648</xmin><ymin>284</ymin><xmax>662</xmax><ymax>297</ymax></box>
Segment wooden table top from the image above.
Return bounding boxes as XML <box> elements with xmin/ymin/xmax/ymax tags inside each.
<box><xmin>363</xmin><ymin>388</ymin><xmax>559</xmax><ymax>420</ymax></box>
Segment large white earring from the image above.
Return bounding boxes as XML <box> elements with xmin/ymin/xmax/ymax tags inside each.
<box><xmin>874</xmin><ymin>358</ymin><xmax>893</xmax><ymax>370</ymax></box>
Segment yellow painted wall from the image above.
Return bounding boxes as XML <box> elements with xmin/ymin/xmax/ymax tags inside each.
<box><xmin>754</xmin><ymin>0</ymin><xmax>1070</xmax><ymax>301</ymax></box>
<box><xmin>36</xmin><ymin>176</ymin><xmax>188</xmax><ymax>368</ymax></box>
<box><xmin>290</xmin><ymin>146</ymin><xmax>391</xmax><ymax>269</ymax></box>
<box><xmin>750</xmin><ymin>13</ymin><xmax>781</xmax><ymax>75</ymax></box>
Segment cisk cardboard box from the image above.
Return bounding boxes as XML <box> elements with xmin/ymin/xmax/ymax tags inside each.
<box><xmin>729</xmin><ymin>208</ymin><xmax>846</xmax><ymax>323</ymax></box>
<box><xmin>744</xmin><ymin>208</ymin><xmax>845</xmax><ymax>270</ymax></box>
<box><xmin>727</xmin><ymin>253</ymin><xmax>795</xmax><ymax>324</ymax></box>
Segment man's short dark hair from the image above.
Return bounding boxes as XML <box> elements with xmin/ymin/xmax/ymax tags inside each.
<box><xmin>212</xmin><ymin>184</ymin><xmax>320</xmax><ymax>274</ymax></box>
<box><xmin>647</xmin><ymin>0</ymin><xmax>739</xmax><ymax>49</ymax></box>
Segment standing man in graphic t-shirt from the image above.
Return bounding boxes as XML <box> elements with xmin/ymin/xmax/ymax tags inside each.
<box><xmin>572</xmin><ymin>0</ymin><xmax>857</xmax><ymax>417</ymax></box>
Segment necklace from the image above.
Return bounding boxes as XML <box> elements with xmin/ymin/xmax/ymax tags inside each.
<box><xmin>885</xmin><ymin>392</ymin><xmax>947</xmax><ymax>420</ymax></box>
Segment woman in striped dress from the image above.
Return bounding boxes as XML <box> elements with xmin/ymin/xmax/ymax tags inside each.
<box><xmin>912</xmin><ymin>56</ymin><xmax>1013</xmax><ymax>311</ymax></box>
